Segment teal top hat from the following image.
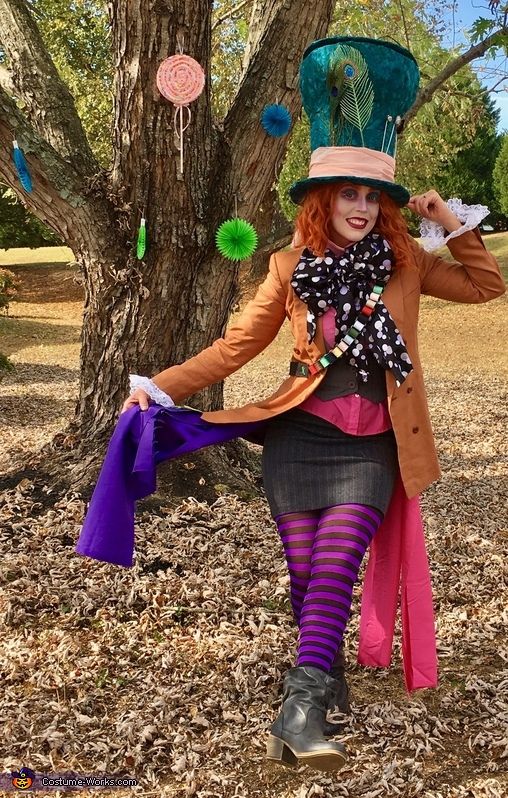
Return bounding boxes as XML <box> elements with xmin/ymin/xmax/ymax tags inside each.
<box><xmin>289</xmin><ymin>36</ymin><xmax>420</xmax><ymax>206</ymax></box>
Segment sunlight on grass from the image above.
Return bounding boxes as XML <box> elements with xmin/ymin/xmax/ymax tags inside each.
<box><xmin>479</xmin><ymin>233</ymin><xmax>508</xmax><ymax>278</ymax></box>
<box><xmin>432</xmin><ymin>232</ymin><xmax>508</xmax><ymax>282</ymax></box>
<box><xmin>1</xmin><ymin>235</ymin><xmax>506</xmax><ymax>278</ymax></box>
<box><xmin>0</xmin><ymin>246</ymin><xmax>74</xmax><ymax>266</ymax></box>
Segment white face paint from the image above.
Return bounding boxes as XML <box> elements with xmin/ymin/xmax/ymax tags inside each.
<box><xmin>329</xmin><ymin>184</ymin><xmax>381</xmax><ymax>247</ymax></box>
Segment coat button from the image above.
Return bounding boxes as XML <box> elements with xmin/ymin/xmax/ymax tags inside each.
<box><xmin>294</xmin><ymin>349</ymin><xmax>301</xmax><ymax>356</ymax></box>
<box><xmin>412</xmin><ymin>426</ymin><xmax>419</xmax><ymax>433</ymax></box>
<box><xmin>348</xmin><ymin>381</ymin><xmax>355</xmax><ymax>388</ymax></box>
<box><xmin>407</xmin><ymin>387</ymin><xmax>413</xmax><ymax>393</ymax></box>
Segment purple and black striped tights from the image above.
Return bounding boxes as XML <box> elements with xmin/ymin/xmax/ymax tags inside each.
<box><xmin>275</xmin><ymin>503</ymin><xmax>384</xmax><ymax>672</ymax></box>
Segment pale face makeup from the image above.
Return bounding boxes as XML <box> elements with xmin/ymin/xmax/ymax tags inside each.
<box><xmin>329</xmin><ymin>184</ymin><xmax>381</xmax><ymax>247</ymax></box>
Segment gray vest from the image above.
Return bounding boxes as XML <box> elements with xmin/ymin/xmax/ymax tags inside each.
<box><xmin>313</xmin><ymin>351</ymin><xmax>387</xmax><ymax>403</ymax></box>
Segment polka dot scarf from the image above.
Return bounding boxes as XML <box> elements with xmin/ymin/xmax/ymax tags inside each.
<box><xmin>290</xmin><ymin>233</ymin><xmax>413</xmax><ymax>388</ymax></box>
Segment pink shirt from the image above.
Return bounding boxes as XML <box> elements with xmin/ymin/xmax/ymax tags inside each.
<box><xmin>297</xmin><ymin>240</ymin><xmax>392</xmax><ymax>436</ymax></box>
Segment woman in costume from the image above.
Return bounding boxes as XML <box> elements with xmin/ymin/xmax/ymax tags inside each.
<box><xmin>118</xmin><ymin>37</ymin><xmax>505</xmax><ymax>772</ymax></box>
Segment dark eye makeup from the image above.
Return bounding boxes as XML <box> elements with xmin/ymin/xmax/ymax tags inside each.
<box><xmin>340</xmin><ymin>187</ymin><xmax>380</xmax><ymax>202</ymax></box>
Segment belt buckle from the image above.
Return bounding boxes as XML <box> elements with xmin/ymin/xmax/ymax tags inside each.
<box><xmin>293</xmin><ymin>361</ymin><xmax>309</xmax><ymax>377</ymax></box>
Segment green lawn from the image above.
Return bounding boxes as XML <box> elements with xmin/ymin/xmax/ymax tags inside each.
<box><xmin>1</xmin><ymin>234</ymin><xmax>507</xmax><ymax>280</ymax></box>
<box><xmin>0</xmin><ymin>245</ymin><xmax>73</xmax><ymax>267</ymax></box>
<box><xmin>479</xmin><ymin>232</ymin><xmax>508</xmax><ymax>281</ymax></box>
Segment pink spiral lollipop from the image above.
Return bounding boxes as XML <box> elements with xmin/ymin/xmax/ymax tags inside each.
<box><xmin>156</xmin><ymin>55</ymin><xmax>205</xmax><ymax>106</ymax></box>
<box><xmin>156</xmin><ymin>54</ymin><xmax>205</xmax><ymax>175</ymax></box>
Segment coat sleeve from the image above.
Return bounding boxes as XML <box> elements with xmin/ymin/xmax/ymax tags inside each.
<box><xmin>150</xmin><ymin>252</ymin><xmax>287</xmax><ymax>404</ymax></box>
<box><xmin>410</xmin><ymin>228</ymin><xmax>506</xmax><ymax>303</ymax></box>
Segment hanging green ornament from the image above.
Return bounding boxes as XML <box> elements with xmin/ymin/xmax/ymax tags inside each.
<box><xmin>215</xmin><ymin>218</ymin><xmax>258</xmax><ymax>261</ymax></box>
<box><xmin>136</xmin><ymin>217</ymin><xmax>147</xmax><ymax>259</ymax></box>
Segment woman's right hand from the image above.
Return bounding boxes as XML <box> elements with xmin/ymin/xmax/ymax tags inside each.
<box><xmin>120</xmin><ymin>388</ymin><xmax>151</xmax><ymax>414</ymax></box>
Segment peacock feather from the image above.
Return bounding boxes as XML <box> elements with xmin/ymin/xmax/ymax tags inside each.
<box><xmin>327</xmin><ymin>45</ymin><xmax>374</xmax><ymax>147</ymax></box>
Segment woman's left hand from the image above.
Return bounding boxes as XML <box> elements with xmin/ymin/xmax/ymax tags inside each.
<box><xmin>407</xmin><ymin>190</ymin><xmax>462</xmax><ymax>231</ymax></box>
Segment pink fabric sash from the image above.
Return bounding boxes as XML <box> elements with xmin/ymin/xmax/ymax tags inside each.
<box><xmin>358</xmin><ymin>468</ymin><xmax>438</xmax><ymax>693</ymax></box>
<box><xmin>308</xmin><ymin>146</ymin><xmax>396</xmax><ymax>182</ymax></box>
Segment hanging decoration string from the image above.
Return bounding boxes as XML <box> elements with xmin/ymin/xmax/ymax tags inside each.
<box><xmin>172</xmin><ymin>105</ymin><xmax>192</xmax><ymax>174</ymax></box>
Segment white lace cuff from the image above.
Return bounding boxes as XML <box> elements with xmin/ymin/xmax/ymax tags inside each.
<box><xmin>129</xmin><ymin>374</ymin><xmax>175</xmax><ymax>409</ymax></box>
<box><xmin>419</xmin><ymin>198</ymin><xmax>490</xmax><ymax>252</ymax></box>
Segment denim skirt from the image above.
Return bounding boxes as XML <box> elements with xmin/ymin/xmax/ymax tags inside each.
<box><xmin>261</xmin><ymin>407</ymin><xmax>399</xmax><ymax>519</ymax></box>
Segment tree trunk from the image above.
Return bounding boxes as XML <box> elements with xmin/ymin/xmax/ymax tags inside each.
<box><xmin>249</xmin><ymin>185</ymin><xmax>294</xmax><ymax>282</ymax></box>
<box><xmin>0</xmin><ymin>0</ymin><xmax>335</xmax><ymax>501</ymax></box>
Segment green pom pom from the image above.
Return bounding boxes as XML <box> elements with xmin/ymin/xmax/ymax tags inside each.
<box><xmin>215</xmin><ymin>218</ymin><xmax>258</xmax><ymax>261</ymax></box>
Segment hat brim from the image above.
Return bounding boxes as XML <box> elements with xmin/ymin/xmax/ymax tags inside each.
<box><xmin>289</xmin><ymin>175</ymin><xmax>410</xmax><ymax>207</ymax></box>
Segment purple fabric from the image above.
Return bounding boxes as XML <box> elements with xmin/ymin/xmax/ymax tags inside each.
<box><xmin>74</xmin><ymin>403</ymin><xmax>267</xmax><ymax>567</ymax></box>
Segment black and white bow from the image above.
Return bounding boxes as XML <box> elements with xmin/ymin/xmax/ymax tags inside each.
<box><xmin>290</xmin><ymin>233</ymin><xmax>413</xmax><ymax>387</ymax></box>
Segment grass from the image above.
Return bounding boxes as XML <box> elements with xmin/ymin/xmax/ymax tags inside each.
<box><xmin>1</xmin><ymin>233</ymin><xmax>507</xmax><ymax>279</ymax></box>
<box><xmin>0</xmin><ymin>245</ymin><xmax>73</xmax><ymax>266</ymax></box>
<box><xmin>478</xmin><ymin>232</ymin><xmax>508</xmax><ymax>281</ymax></box>
<box><xmin>435</xmin><ymin>231</ymin><xmax>508</xmax><ymax>282</ymax></box>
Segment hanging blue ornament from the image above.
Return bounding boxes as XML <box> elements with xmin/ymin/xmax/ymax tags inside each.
<box><xmin>260</xmin><ymin>104</ymin><xmax>292</xmax><ymax>137</ymax></box>
<box><xmin>12</xmin><ymin>140</ymin><xmax>33</xmax><ymax>193</ymax></box>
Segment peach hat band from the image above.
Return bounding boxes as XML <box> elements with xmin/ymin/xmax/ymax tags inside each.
<box><xmin>308</xmin><ymin>146</ymin><xmax>396</xmax><ymax>183</ymax></box>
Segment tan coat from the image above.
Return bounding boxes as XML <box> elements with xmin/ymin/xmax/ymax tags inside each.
<box><xmin>152</xmin><ymin>229</ymin><xmax>506</xmax><ymax>499</ymax></box>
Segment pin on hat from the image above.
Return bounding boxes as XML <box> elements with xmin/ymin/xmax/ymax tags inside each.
<box><xmin>289</xmin><ymin>36</ymin><xmax>420</xmax><ymax>206</ymax></box>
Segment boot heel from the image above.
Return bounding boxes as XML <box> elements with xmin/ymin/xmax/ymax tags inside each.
<box><xmin>266</xmin><ymin>735</ymin><xmax>298</xmax><ymax>767</ymax></box>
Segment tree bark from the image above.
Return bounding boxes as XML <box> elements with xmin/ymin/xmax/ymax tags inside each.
<box><xmin>0</xmin><ymin>0</ymin><xmax>97</xmax><ymax>174</ymax></box>
<box><xmin>0</xmin><ymin>0</ymin><xmax>335</xmax><ymax>499</ymax></box>
<box><xmin>248</xmin><ymin>186</ymin><xmax>293</xmax><ymax>282</ymax></box>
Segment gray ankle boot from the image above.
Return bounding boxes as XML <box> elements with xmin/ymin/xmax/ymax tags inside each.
<box><xmin>266</xmin><ymin>666</ymin><xmax>347</xmax><ymax>771</ymax></box>
<box><xmin>323</xmin><ymin>645</ymin><xmax>351</xmax><ymax>737</ymax></box>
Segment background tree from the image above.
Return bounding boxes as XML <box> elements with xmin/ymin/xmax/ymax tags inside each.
<box><xmin>435</xmin><ymin>93</ymin><xmax>504</xmax><ymax>227</ymax></box>
<box><xmin>493</xmin><ymin>132</ymin><xmax>508</xmax><ymax>215</ymax></box>
<box><xmin>0</xmin><ymin>185</ymin><xmax>60</xmax><ymax>247</ymax></box>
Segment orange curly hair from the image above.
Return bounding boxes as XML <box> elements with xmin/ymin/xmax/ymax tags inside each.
<box><xmin>293</xmin><ymin>183</ymin><xmax>414</xmax><ymax>269</ymax></box>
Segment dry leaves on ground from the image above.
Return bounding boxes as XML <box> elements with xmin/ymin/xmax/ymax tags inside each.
<box><xmin>0</xmin><ymin>271</ymin><xmax>507</xmax><ymax>797</ymax></box>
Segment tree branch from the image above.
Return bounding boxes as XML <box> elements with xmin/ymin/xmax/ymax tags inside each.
<box><xmin>405</xmin><ymin>26</ymin><xmax>508</xmax><ymax>124</ymax></box>
<box><xmin>224</xmin><ymin>0</ymin><xmax>335</xmax><ymax>215</ymax></box>
<box><xmin>395</xmin><ymin>0</ymin><xmax>411</xmax><ymax>51</ymax></box>
<box><xmin>239</xmin><ymin>0</ymin><xmax>271</xmax><ymax>80</ymax></box>
<box><xmin>256</xmin><ymin>220</ymin><xmax>293</xmax><ymax>255</ymax></box>
<box><xmin>212</xmin><ymin>0</ymin><xmax>253</xmax><ymax>32</ymax></box>
<box><xmin>0</xmin><ymin>0</ymin><xmax>98</xmax><ymax>176</ymax></box>
<box><xmin>486</xmin><ymin>75</ymin><xmax>508</xmax><ymax>92</ymax></box>
<box><xmin>0</xmin><ymin>82</ymin><xmax>108</xmax><ymax>249</ymax></box>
